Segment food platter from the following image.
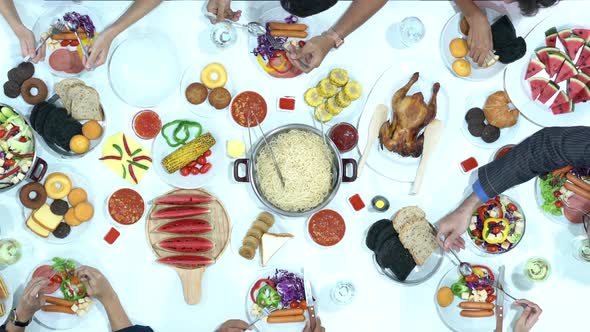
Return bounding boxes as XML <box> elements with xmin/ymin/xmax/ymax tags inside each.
<box><xmin>504</xmin><ymin>11</ymin><xmax>590</xmax><ymax>127</ymax></box>
<box><xmin>180</xmin><ymin>62</ymin><xmax>235</xmax><ymax>117</ymax></box>
<box><xmin>357</xmin><ymin>67</ymin><xmax>449</xmax><ymax>182</ymax></box>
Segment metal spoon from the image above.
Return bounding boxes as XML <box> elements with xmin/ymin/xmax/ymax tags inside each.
<box><xmin>204</xmin><ymin>12</ymin><xmax>266</xmax><ymax>36</ymax></box>
<box><xmin>448</xmin><ymin>249</ymin><xmax>474</xmax><ymax>277</ymax></box>
<box><xmin>248</xmin><ymin>109</ymin><xmax>285</xmax><ymax>188</ymax></box>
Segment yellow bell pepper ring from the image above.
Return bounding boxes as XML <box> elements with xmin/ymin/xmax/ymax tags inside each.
<box><xmin>256</xmin><ymin>54</ymin><xmax>276</xmax><ymax>74</ymax></box>
<box><xmin>483</xmin><ymin>218</ymin><xmax>511</xmax><ymax>244</ymax></box>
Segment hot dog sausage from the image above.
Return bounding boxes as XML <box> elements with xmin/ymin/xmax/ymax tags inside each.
<box><xmin>566</xmin><ymin>173</ymin><xmax>590</xmax><ymax>193</ymax></box>
<box><xmin>41</xmin><ymin>305</ymin><xmax>75</xmax><ymax>314</ymax></box>
<box><xmin>269</xmin><ymin>30</ymin><xmax>308</xmax><ymax>39</ymax></box>
<box><xmin>52</xmin><ymin>32</ymin><xmax>89</xmax><ymax>40</ymax></box>
<box><xmin>268</xmin><ymin>309</ymin><xmax>305</xmax><ymax>317</ymax></box>
<box><xmin>267</xmin><ymin>315</ymin><xmax>306</xmax><ymax>323</ymax></box>
<box><xmin>460</xmin><ymin>309</ymin><xmax>494</xmax><ymax>317</ymax></box>
<box><xmin>459</xmin><ymin>302</ymin><xmax>495</xmax><ymax>310</ymax></box>
<box><xmin>565</xmin><ymin>182</ymin><xmax>590</xmax><ymax>201</ymax></box>
<box><xmin>45</xmin><ymin>296</ymin><xmax>76</xmax><ymax>307</ymax></box>
<box><xmin>268</xmin><ymin>22</ymin><xmax>308</xmax><ymax>31</ymax></box>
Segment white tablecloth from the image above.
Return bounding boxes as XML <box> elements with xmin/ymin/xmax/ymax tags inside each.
<box><xmin>0</xmin><ymin>1</ymin><xmax>588</xmax><ymax>331</ymax></box>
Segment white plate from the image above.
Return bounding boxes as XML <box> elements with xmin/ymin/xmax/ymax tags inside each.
<box><xmin>21</xmin><ymin>164</ymin><xmax>94</xmax><ymax>244</ymax></box>
<box><xmin>504</xmin><ymin>13</ymin><xmax>590</xmax><ymax>127</ymax></box>
<box><xmin>436</xmin><ymin>265</ymin><xmax>516</xmax><ymax>332</ymax></box>
<box><xmin>245</xmin><ymin>269</ymin><xmax>307</xmax><ymax>332</ymax></box>
<box><xmin>247</xmin><ymin>6</ymin><xmax>324</xmax><ymax>79</ymax></box>
<box><xmin>32</xmin><ymin>4</ymin><xmax>103</xmax><ymax>78</ymax></box>
<box><xmin>460</xmin><ymin>89</ymin><xmax>520</xmax><ymax>149</ymax></box>
<box><xmin>439</xmin><ymin>8</ymin><xmax>506</xmax><ymax>81</ymax></box>
<box><xmin>179</xmin><ymin>62</ymin><xmax>236</xmax><ymax>118</ymax></box>
<box><xmin>0</xmin><ymin>275</ymin><xmax>14</xmax><ymax>323</ymax></box>
<box><xmin>152</xmin><ymin>120</ymin><xmax>221</xmax><ymax>189</ymax></box>
<box><xmin>371</xmin><ymin>246</ymin><xmax>444</xmax><ymax>286</ymax></box>
<box><xmin>357</xmin><ymin>67</ymin><xmax>449</xmax><ymax>182</ymax></box>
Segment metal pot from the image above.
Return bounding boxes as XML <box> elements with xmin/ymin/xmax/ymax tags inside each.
<box><xmin>0</xmin><ymin>103</ymin><xmax>47</xmax><ymax>192</ymax></box>
<box><xmin>233</xmin><ymin>124</ymin><xmax>357</xmax><ymax>217</ymax></box>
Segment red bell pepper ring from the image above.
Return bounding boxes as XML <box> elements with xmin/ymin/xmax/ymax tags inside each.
<box><xmin>0</xmin><ymin>166</ymin><xmax>20</xmax><ymax>180</ymax></box>
<box><xmin>479</xmin><ymin>199</ymin><xmax>503</xmax><ymax>220</ymax></box>
<box><xmin>250</xmin><ymin>278</ymin><xmax>276</xmax><ymax>303</ymax></box>
<box><xmin>472</xmin><ymin>265</ymin><xmax>495</xmax><ymax>280</ymax></box>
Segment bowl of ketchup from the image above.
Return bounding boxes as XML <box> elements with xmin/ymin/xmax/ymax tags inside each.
<box><xmin>329</xmin><ymin>122</ymin><xmax>358</xmax><ymax>153</ymax></box>
<box><xmin>493</xmin><ymin>144</ymin><xmax>515</xmax><ymax>161</ymax></box>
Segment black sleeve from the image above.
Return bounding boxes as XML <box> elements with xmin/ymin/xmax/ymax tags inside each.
<box><xmin>115</xmin><ymin>326</ymin><xmax>154</xmax><ymax>332</ymax></box>
<box><xmin>0</xmin><ymin>325</ymin><xmax>5</xmax><ymax>332</ymax></box>
<box><xmin>478</xmin><ymin>126</ymin><xmax>590</xmax><ymax>197</ymax></box>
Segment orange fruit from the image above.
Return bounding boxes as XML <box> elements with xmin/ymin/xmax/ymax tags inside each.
<box><xmin>69</xmin><ymin>135</ymin><xmax>90</xmax><ymax>154</ymax></box>
<box><xmin>437</xmin><ymin>287</ymin><xmax>454</xmax><ymax>307</ymax></box>
<box><xmin>82</xmin><ymin>120</ymin><xmax>103</xmax><ymax>140</ymax></box>
<box><xmin>452</xmin><ymin>59</ymin><xmax>472</xmax><ymax>77</ymax></box>
<box><xmin>449</xmin><ymin>38</ymin><xmax>469</xmax><ymax>58</ymax></box>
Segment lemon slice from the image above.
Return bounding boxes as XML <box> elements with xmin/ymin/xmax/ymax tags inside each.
<box><xmin>317</xmin><ymin>78</ymin><xmax>338</xmax><ymax>98</ymax></box>
<box><xmin>343</xmin><ymin>81</ymin><xmax>362</xmax><ymax>101</ymax></box>
<box><xmin>304</xmin><ymin>87</ymin><xmax>324</xmax><ymax>107</ymax></box>
<box><xmin>335</xmin><ymin>91</ymin><xmax>351</xmax><ymax>108</ymax></box>
<box><xmin>314</xmin><ymin>103</ymin><xmax>333</xmax><ymax>123</ymax></box>
<box><xmin>329</xmin><ymin>68</ymin><xmax>349</xmax><ymax>87</ymax></box>
<box><xmin>326</xmin><ymin>97</ymin><xmax>343</xmax><ymax>115</ymax></box>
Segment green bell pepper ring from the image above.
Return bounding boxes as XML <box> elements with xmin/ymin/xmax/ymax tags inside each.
<box><xmin>60</xmin><ymin>279</ymin><xmax>86</xmax><ymax>301</ymax></box>
<box><xmin>256</xmin><ymin>285</ymin><xmax>281</xmax><ymax>308</ymax></box>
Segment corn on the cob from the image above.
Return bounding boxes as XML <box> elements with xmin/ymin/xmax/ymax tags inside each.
<box><xmin>162</xmin><ymin>133</ymin><xmax>216</xmax><ymax>173</ymax></box>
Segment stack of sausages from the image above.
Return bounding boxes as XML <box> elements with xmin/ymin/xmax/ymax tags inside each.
<box><xmin>458</xmin><ymin>302</ymin><xmax>495</xmax><ymax>318</ymax></box>
<box><xmin>268</xmin><ymin>22</ymin><xmax>308</xmax><ymax>39</ymax></box>
<box><xmin>267</xmin><ymin>308</ymin><xmax>306</xmax><ymax>324</ymax></box>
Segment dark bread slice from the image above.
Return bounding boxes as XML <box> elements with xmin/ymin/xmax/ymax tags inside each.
<box><xmin>376</xmin><ymin>234</ymin><xmax>416</xmax><ymax>281</ymax></box>
<box><xmin>43</xmin><ymin>107</ymin><xmax>68</xmax><ymax>145</ymax></box>
<box><xmin>54</xmin><ymin>118</ymin><xmax>82</xmax><ymax>151</ymax></box>
<box><xmin>373</xmin><ymin>223</ymin><xmax>395</xmax><ymax>254</ymax></box>
<box><xmin>366</xmin><ymin>219</ymin><xmax>392</xmax><ymax>251</ymax></box>
<box><xmin>34</xmin><ymin>102</ymin><xmax>55</xmax><ymax>136</ymax></box>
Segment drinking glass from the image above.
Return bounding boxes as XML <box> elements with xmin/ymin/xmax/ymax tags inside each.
<box><xmin>400</xmin><ymin>17</ymin><xmax>425</xmax><ymax>47</ymax></box>
<box><xmin>210</xmin><ymin>22</ymin><xmax>237</xmax><ymax>48</ymax></box>
<box><xmin>0</xmin><ymin>238</ymin><xmax>22</xmax><ymax>267</ymax></box>
<box><xmin>330</xmin><ymin>280</ymin><xmax>355</xmax><ymax>305</ymax></box>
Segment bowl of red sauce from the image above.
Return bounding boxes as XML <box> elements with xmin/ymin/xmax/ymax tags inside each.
<box><xmin>230</xmin><ymin>91</ymin><xmax>267</xmax><ymax>128</ymax></box>
<box><xmin>107</xmin><ymin>188</ymin><xmax>145</xmax><ymax>225</ymax></box>
<box><xmin>307</xmin><ymin>209</ymin><xmax>346</xmax><ymax>247</ymax></box>
<box><xmin>329</xmin><ymin>122</ymin><xmax>358</xmax><ymax>153</ymax></box>
<box><xmin>132</xmin><ymin>110</ymin><xmax>162</xmax><ymax>140</ymax></box>
<box><xmin>493</xmin><ymin>144</ymin><xmax>515</xmax><ymax>161</ymax></box>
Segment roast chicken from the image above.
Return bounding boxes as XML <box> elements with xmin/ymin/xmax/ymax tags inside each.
<box><xmin>379</xmin><ymin>72</ymin><xmax>440</xmax><ymax>158</ymax></box>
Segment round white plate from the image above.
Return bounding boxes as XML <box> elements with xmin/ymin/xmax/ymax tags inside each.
<box><xmin>357</xmin><ymin>67</ymin><xmax>449</xmax><ymax>182</ymax></box>
<box><xmin>534</xmin><ymin>176</ymin><xmax>569</xmax><ymax>225</ymax></box>
<box><xmin>21</xmin><ymin>164</ymin><xmax>94</xmax><ymax>244</ymax></box>
<box><xmin>0</xmin><ymin>275</ymin><xmax>14</xmax><ymax>323</ymax></box>
<box><xmin>32</xmin><ymin>4</ymin><xmax>103</xmax><ymax>78</ymax></box>
<box><xmin>504</xmin><ymin>13</ymin><xmax>590</xmax><ymax>127</ymax></box>
<box><xmin>439</xmin><ymin>8</ymin><xmax>506</xmax><ymax>81</ymax></box>
<box><xmin>245</xmin><ymin>269</ymin><xmax>307</xmax><ymax>332</ymax></box>
<box><xmin>247</xmin><ymin>6</ymin><xmax>324</xmax><ymax>79</ymax></box>
<box><xmin>152</xmin><ymin>120</ymin><xmax>221</xmax><ymax>189</ymax></box>
<box><xmin>180</xmin><ymin>62</ymin><xmax>235</xmax><ymax>118</ymax></box>
<box><xmin>460</xmin><ymin>89</ymin><xmax>520</xmax><ymax>149</ymax></box>
<box><xmin>230</xmin><ymin>219</ymin><xmax>292</xmax><ymax>270</ymax></box>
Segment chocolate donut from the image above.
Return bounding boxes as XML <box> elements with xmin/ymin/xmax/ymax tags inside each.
<box><xmin>3</xmin><ymin>81</ymin><xmax>20</xmax><ymax>98</ymax></box>
<box><xmin>21</xmin><ymin>78</ymin><xmax>48</xmax><ymax>105</ymax></box>
<box><xmin>19</xmin><ymin>182</ymin><xmax>48</xmax><ymax>209</ymax></box>
<box><xmin>50</xmin><ymin>199</ymin><xmax>69</xmax><ymax>216</ymax></box>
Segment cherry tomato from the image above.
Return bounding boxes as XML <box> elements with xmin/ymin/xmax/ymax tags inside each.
<box><xmin>471</xmin><ymin>229</ymin><xmax>482</xmax><ymax>239</ymax></box>
<box><xmin>475</xmin><ymin>240</ymin><xmax>483</xmax><ymax>246</ymax></box>
<box><xmin>0</xmin><ymin>129</ymin><xmax>7</xmax><ymax>138</ymax></box>
<box><xmin>200</xmin><ymin>163</ymin><xmax>212</xmax><ymax>174</ymax></box>
<box><xmin>203</xmin><ymin>149</ymin><xmax>212</xmax><ymax>157</ymax></box>
<box><xmin>486</xmin><ymin>295</ymin><xmax>496</xmax><ymax>303</ymax></box>
<box><xmin>507</xmin><ymin>203</ymin><xmax>518</xmax><ymax>212</ymax></box>
<box><xmin>18</xmin><ymin>136</ymin><xmax>27</xmax><ymax>143</ymax></box>
<box><xmin>60</xmin><ymin>39</ymin><xmax>70</xmax><ymax>47</ymax></box>
<box><xmin>299</xmin><ymin>300</ymin><xmax>307</xmax><ymax>310</ymax></box>
<box><xmin>553</xmin><ymin>190</ymin><xmax>562</xmax><ymax>197</ymax></box>
<box><xmin>180</xmin><ymin>167</ymin><xmax>190</xmax><ymax>176</ymax></box>
<box><xmin>495</xmin><ymin>196</ymin><xmax>501</xmax><ymax>201</ymax></box>
<box><xmin>51</xmin><ymin>274</ymin><xmax>62</xmax><ymax>284</ymax></box>
<box><xmin>188</xmin><ymin>160</ymin><xmax>198</xmax><ymax>168</ymax></box>
<box><xmin>197</xmin><ymin>156</ymin><xmax>207</xmax><ymax>165</ymax></box>
<box><xmin>476</xmin><ymin>286</ymin><xmax>484</xmax><ymax>291</ymax></box>
<box><xmin>4</xmin><ymin>159</ymin><xmax>15</xmax><ymax>167</ymax></box>
<box><xmin>486</xmin><ymin>288</ymin><xmax>495</xmax><ymax>295</ymax></box>
<box><xmin>465</xmin><ymin>274</ymin><xmax>479</xmax><ymax>283</ymax></box>
<box><xmin>486</xmin><ymin>245</ymin><xmax>499</xmax><ymax>253</ymax></box>
<box><xmin>492</xmin><ymin>226</ymin><xmax>503</xmax><ymax>234</ymax></box>
<box><xmin>70</xmin><ymin>39</ymin><xmax>79</xmax><ymax>47</ymax></box>
<box><xmin>555</xmin><ymin>200</ymin><xmax>564</xmax><ymax>208</ymax></box>
<box><xmin>289</xmin><ymin>301</ymin><xmax>299</xmax><ymax>309</ymax></box>
<box><xmin>298</xmin><ymin>41</ymin><xmax>306</xmax><ymax>48</ymax></box>
<box><xmin>190</xmin><ymin>167</ymin><xmax>200</xmax><ymax>175</ymax></box>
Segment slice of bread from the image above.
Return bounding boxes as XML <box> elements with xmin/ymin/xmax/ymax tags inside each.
<box><xmin>260</xmin><ymin>232</ymin><xmax>293</xmax><ymax>267</ymax></box>
<box><xmin>399</xmin><ymin>219</ymin><xmax>438</xmax><ymax>266</ymax></box>
<box><xmin>55</xmin><ymin>78</ymin><xmax>84</xmax><ymax>112</ymax></box>
<box><xmin>0</xmin><ymin>276</ymin><xmax>9</xmax><ymax>299</ymax></box>
<box><xmin>392</xmin><ymin>206</ymin><xmax>425</xmax><ymax>233</ymax></box>
<box><xmin>26</xmin><ymin>214</ymin><xmax>50</xmax><ymax>238</ymax></box>
<box><xmin>68</xmin><ymin>85</ymin><xmax>103</xmax><ymax>121</ymax></box>
<box><xmin>33</xmin><ymin>204</ymin><xmax>63</xmax><ymax>231</ymax></box>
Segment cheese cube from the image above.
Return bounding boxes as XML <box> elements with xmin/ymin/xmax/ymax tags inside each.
<box><xmin>22</xmin><ymin>165</ymin><xmax>29</xmax><ymax>172</ymax></box>
<box><xmin>501</xmin><ymin>242</ymin><xmax>511</xmax><ymax>250</ymax></box>
<box><xmin>0</xmin><ymin>168</ymin><xmax>4</xmax><ymax>175</ymax></box>
<box><xmin>0</xmin><ymin>159</ymin><xmax>4</xmax><ymax>167</ymax></box>
<box><xmin>489</xmin><ymin>210</ymin><xmax>497</xmax><ymax>218</ymax></box>
<box><xmin>469</xmin><ymin>223</ymin><xmax>476</xmax><ymax>231</ymax></box>
<box><xmin>487</xmin><ymin>233</ymin><xmax>496</xmax><ymax>242</ymax></box>
<box><xmin>71</xmin><ymin>304</ymin><xmax>78</xmax><ymax>312</ymax></box>
<box><xmin>227</xmin><ymin>140</ymin><xmax>246</xmax><ymax>159</ymax></box>
<box><xmin>5</xmin><ymin>153</ymin><xmax>13</xmax><ymax>159</ymax></box>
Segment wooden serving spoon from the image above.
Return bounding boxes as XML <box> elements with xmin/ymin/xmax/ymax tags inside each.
<box><xmin>410</xmin><ymin>119</ymin><xmax>443</xmax><ymax>195</ymax></box>
<box><xmin>358</xmin><ymin>104</ymin><xmax>389</xmax><ymax>177</ymax></box>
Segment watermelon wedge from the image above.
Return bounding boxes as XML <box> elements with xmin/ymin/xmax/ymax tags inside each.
<box><xmin>555</xmin><ymin>59</ymin><xmax>579</xmax><ymax>83</ymax></box>
<box><xmin>551</xmin><ymin>90</ymin><xmax>570</xmax><ymax>108</ymax></box>
<box><xmin>574</xmin><ymin>72</ymin><xmax>590</xmax><ymax>85</ymax></box>
<box><xmin>545</xmin><ymin>53</ymin><xmax>566</xmax><ymax>77</ymax></box>
<box><xmin>558</xmin><ymin>29</ymin><xmax>573</xmax><ymax>46</ymax></box>
<box><xmin>573</xmin><ymin>84</ymin><xmax>590</xmax><ymax>103</ymax></box>
<box><xmin>563</xmin><ymin>36</ymin><xmax>585</xmax><ymax>61</ymax></box>
<box><xmin>538</xmin><ymin>81</ymin><xmax>559</xmax><ymax>103</ymax></box>
<box><xmin>568</xmin><ymin>77</ymin><xmax>587</xmax><ymax>100</ymax></box>
<box><xmin>575</xmin><ymin>45</ymin><xmax>590</xmax><ymax>67</ymax></box>
<box><xmin>551</xmin><ymin>100</ymin><xmax>573</xmax><ymax>115</ymax></box>
<box><xmin>545</xmin><ymin>27</ymin><xmax>558</xmax><ymax>47</ymax></box>
<box><xmin>535</xmin><ymin>47</ymin><xmax>561</xmax><ymax>67</ymax></box>
<box><xmin>583</xmin><ymin>67</ymin><xmax>590</xmax><ymax>76</ymax></box>
<box><xmin>525</xmin><ymin>58</ymin><xmax>546</xmax><ymax>80</ymax></box>
<box><xmin>528</xmin><ymin>77</ymin><xmax>550</xmax><ymax>100</ymax></box>
<box><xmin>573</xmin><ymin>28</ymin><xmax>590</xmax><ymax>42</ymax></box>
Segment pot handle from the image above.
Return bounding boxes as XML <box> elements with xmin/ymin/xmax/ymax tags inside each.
<box><xmin>233</xmin><ymin>159</ymin><xmax>250</xmax><ymax>183</ymax></box>
<box><xmin>341</xmin><ymin>158</ymin><xmax>357</xmax><ymax>183</ymax></box>
<box><xmin>28</xmin><ymin>157</ymin><xmax>48</xmax><ymax>182</ymax></box>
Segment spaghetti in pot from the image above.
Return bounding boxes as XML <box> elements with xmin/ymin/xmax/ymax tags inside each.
<box><xmin>255</xmin><ymin>129</ymin><xmax>334</xmax><ymax>212</ymax></box>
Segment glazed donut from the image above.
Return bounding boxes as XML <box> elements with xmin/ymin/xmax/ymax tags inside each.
<box><xmin>201</xmin><ymin>63</ymin><xmax>227</xmax><ymax>89</ymax></box>
<box><xmin>20</xmin><ymin>78</ymin><xmax>48</xmax><ymax>105</ymax></box>
<box><xmin>44</xmin><ymin>172</ymin><xmax>72</xmax><ymax>200</ymax></box>
<box><xmin>19</xmin><ymin>182</ymin><xmax>48</xmax><ymax>209</ymax></box>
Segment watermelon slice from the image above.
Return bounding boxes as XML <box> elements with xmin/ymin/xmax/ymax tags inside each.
<box><xmin>568</xmin><ymin>77</ymin><xmax>587</xmax><ymax>100</ymax></box>
<box><xmin>528</xmin><ymin>77</ymin><xmax>550</xmax><ymax>100</ymax></box>
<box><xmin>573</xmin><ymin>28</ymin><xmax>590</xmax><ymax>42</ymax></box>
<box><xmin>573</xmin><ymin>84</ymin><xmax>590</xmax><ymax>103</ymax></box>
<box><xmin>555</xmin><ymin>59</ymin><xmax>579</xmax><ymax>83</ymax></box>
<box><xmin>574</xmin><ymin>72</ymin><xmax>590</xmax><ymax>85</ymax></box>
<box><xmin>538</xmin><ymin>81</ymin><xmax>559</xmax><ymax>103</ymax></box>
<box><xmin>551</xmin><ymin>90</ymin><xmax>570</xmax><ymax>108</ymax></box>
<box><xmin>563</xmin><ymin>36</ymin><xmax>585</xmax><ymax>61</ymax></box>
<box><xmin>575</xmin><ymin>45</ymin><xmax>590</xmax><ymax>67</ymax></box>
<box><xmin>583</xmin><ymin>67</ymin><xmax>590</xmax><ymax>76</ymax></box>
<box><xmin>535</xmin><ymin>47</ymin><xmax>561</xmax><ymax>66</ymax></box>
<box><xmin>545</xmin><ymin>53</ymin><xmax>566</xmax><ymax>77</ymax></box>
<box><xmin>525</xmin><ymin>58</ymin><xmax>546</xmax><ymax>80</ymax></box>
<box><xmin>551</xmin><ymin>100</ymin><xmax>573</xmax><ymax>115</ymax></box>
<box><xmin>558</xmin><ymin>29</ymin><xmax>573</xmax><ymax>46</ymax></box>
<box><xmin>545</xmin><ymin>27</ymin><xmax>558</xmax><ymax>47</ymax></box>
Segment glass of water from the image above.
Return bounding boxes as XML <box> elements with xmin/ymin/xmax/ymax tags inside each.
<box><xmin>330</xmin><ymin>280</ymin><xmax>355</xmax><ymax>305</ymax></box>
<box><xmin>211</xmin><ymin>21</ymin><xmax>237</xmax><ymax>48</ymax></box>
<box><xmin>0</xmin><ymin>238</ymin><xmax>22</xmax><ymax>267</ymax></box>
<box><xmin>400</xmin><ymin>16</ymin><xmax>425</xmax><ymax>47</ymax></box>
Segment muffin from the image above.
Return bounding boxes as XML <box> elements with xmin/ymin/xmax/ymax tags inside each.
<box><xmin>208</xmin><ymin>87</ymin><xmax>231</xmax><ymax>109</ymax></box>
<box><xmin>185</xmin><ymin>82</ymin><xmax>208</xmax><ymax>105</ymax></box>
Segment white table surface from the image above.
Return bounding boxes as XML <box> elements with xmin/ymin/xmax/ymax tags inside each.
<box><xmin>1</xmin><ymin>1</ymin><xmax>588</xmax><ymax>331</ymax></box>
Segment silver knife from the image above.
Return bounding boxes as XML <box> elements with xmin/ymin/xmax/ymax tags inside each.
<box><xmin>304</xmin><ymin>276</ymin><xmax>317</xmax><ymax>330</ymax></box>
<box><xmin>496</xmin><ymin>266</ymin><xmax>505</xmax><ymax>332</ymax></box>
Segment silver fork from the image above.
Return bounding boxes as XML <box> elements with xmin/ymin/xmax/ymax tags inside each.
<box><xmin>24</xmin><ymin>21</ymin><xmax>66</xmax><ymax>62</ymax></box>
<box><xmin>248</xmin><ymin>306</ymin><xmax>278</xmax><ymax>328</ymax></box>
<box><xmin>494</xmin><ymin>282</ymin><xmax>518</xmax><ymax>302</ymax></box>
<box><xmin>64</xmin><ymin>20</ymin><xmax>90</xmax><ymax>61</ymax></box>
<box><xmin>558</xmin><ymin>196</ymin><xmax>590</xmax><ymax>232</ymax></box>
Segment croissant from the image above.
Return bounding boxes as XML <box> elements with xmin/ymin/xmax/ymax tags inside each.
<box><xmin>483</xmin><ymin>91</ymin><xmax>519</xmax><ymax>128</ymax></box>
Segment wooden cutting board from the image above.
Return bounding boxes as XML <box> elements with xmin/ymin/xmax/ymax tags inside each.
<box><xmin>146</xmin><ymin>188</ymin><xmax>230</xmax><ymax>304</ymax></box>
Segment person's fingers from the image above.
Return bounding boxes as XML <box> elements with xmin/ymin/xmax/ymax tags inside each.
<box><xmin>85</xmin><ymin>48</ymin><xmax>99</xmax><ymax>69</ymax></box>
<box><xmin>216</xmin><ymin>1</ymin><xmax>226</xmax><ymax>23</ymax></box>
<box><xmin>456</xmin><ymin>236</ymin><xmax>465</xmax><ymax>248</ymax></box>
<box><xmin>435</xmin><ymin>230</ymin><xmax>446</xmax><ymax>248</ymax></box>
<box><xmin>443</xmin><ymin>231</ymin><xmax>459</xmax><ymax>251</ymax></box>
<box><xmin>315</xmin><ymin>317</ymin><xmax>323</xmax><ymax>332</ymax></box>
<box><xmin>525</xmin><ymin>306</ymin><xmax>542</xmax><ymax>328</ymax></box>
<box><xmin>94</xmin><ymin>50</ymin><xmax>107</xmax><ymax>67</ymax></box>
<box><xmin>228</xmin><ymin>320</ymin><xmax>250</xmax><ymax>329</ymax></box>
<box><xmin>302</xmin><ymin>320</ymin><xmax>310</xmax><ymax>332</ymax></box>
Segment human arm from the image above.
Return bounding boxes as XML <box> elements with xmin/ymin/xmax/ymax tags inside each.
<box><xmin>0</xmin><ymin>0</ymin><xmax>44</xmax><ymax>62</ymax></box>
<box><xmin>5</xmin><ymin>278</ymin><xmax>49</xmax><ymax>332</ymax></box>
<box><xmin>287</xmin><ymin>0</ymin><xmax>387</xmax><ymax>73</ymax></box>
<box><xmin>216</xmin><ymin>319</ymin><xmax>251</xmax><ymax>332</ymax></box>
<box><xmin>454</xmin><ymin>0</ymin><xmax>492</xmax><ymax>67</ymax></box>
<box><xmin>513</xmin><ymin>300</ymin><xmax>542</xmax><ymax>332</ymax></box>
<box><xmin>206</xmin><ymin>0</ymin><xmax>241</xmax><ymax>23</ymax></box>
<box><xmin>85</xmin><ymin>0</ymin><xmax>162</xmax><ymax>68</ymax></box>
<box><xmin>302</xmin><ymin>317</ymin><xmax>325</xmax><ymax>332</ymax></box>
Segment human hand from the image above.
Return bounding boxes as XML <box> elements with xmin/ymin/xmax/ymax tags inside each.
<box><xmin>286</xmin><ymin>35</ymin><xmax>333</xmax><ymax>73</ymax></box>
<box><xmin>14</xmin><ymin>25</ymin><xmax>45</xmax><ymax>63</ymax></box>
<box><xmin>435</xmin><ymin>207</ymin><xmax>472</xmax><ymax>252</ymax></box>
<box><xmin>206</xmin><ymin>0</ymin><xmax>241</xmax><ymax>23</ymax></box>
<box><xmin>303</xmin><ymin>317</ymin><xmax>325</xmax><ymax>332</ymax></box>
<box><xmin>84</xmin><ymin>28</ymin><xmax>116</xmax><ymax>69</ymax></box>
<box><xmin>513</xmin><ymin>300</ymin><xmax>542</xmax><ymax>332</ymax></box>
<box><xmin>15</xmin><ymin>277</ymin><xmax>48</xmax><ymax>322</ymax></box>
<box><xmin>217</xmin><ymin>319</ymin><xmax>251</xmax><ymax>332</ymax></box>
<box><xmin>466</xmin><ymin>11</ymin><xmax>493</xmax><ymax>67</ymax></box>
<box><xmin>75</xmin><ymin>266</ymin><xmax>116</xmax><ymax>301</ymax></box>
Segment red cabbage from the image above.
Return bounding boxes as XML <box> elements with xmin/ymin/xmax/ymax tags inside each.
<box><xmin>269</xmin><ymin>269</ymin><xmax>305</xmax><ymax>307</ymax></box>
<box><xmin>252</xmin><ymin>15</ymin><xmax>299</xmax><ymax>61</ymax></box>
<box><xmin>571</xmin><ymin>167</ymin><xmax>590</xmax><ymax>178</ymax></box>
<box><xmin>63</xmin><ymin>11</ymin><xmax>96</xmax><ymax>38</ymax></box>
